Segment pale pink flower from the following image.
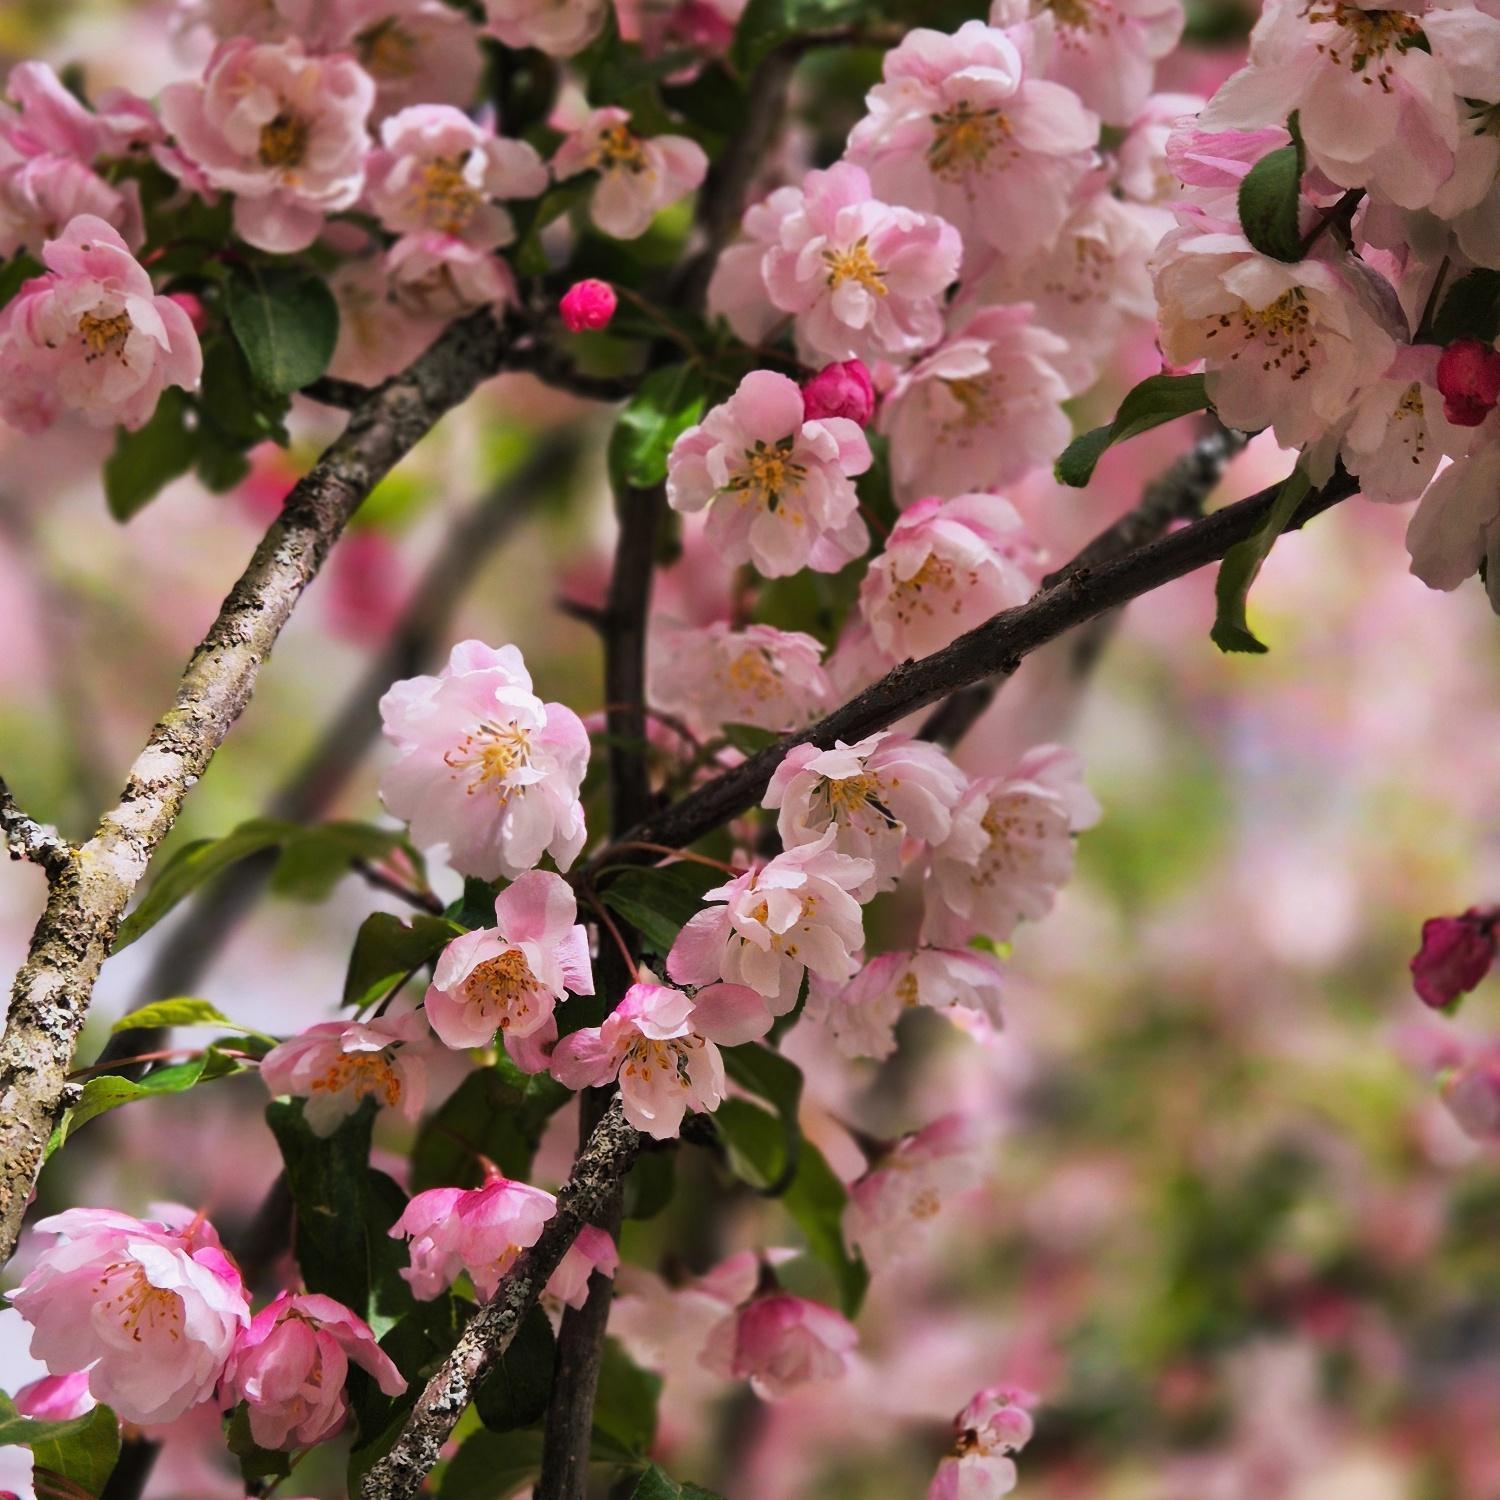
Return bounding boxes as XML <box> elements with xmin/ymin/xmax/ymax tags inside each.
<box><xmin>1116</xmin><ymin>91</ymin><xmax>1205</xmax><ymax>205</ymax></box>
<box><xmin>547</xmin><ymin>1225</ymin><xmax>620</xmax><ymax>1309</ymax></box>
<box><xmin>1405</xmin><ymin>432</ymin><xmax>1500</xmax><ymax>609</ymax></box>
<box><xmin>666</xmin><ymin>369</ymin><xmax>872</xmax><ymax>577</ymax></box>
<box><xmin>551</xmin><ymin>974</ymin><xmax>772</xmax><ymax>1139</ymax></box>
<box><xmin>807</xmin><ymin>946</ymin><xmax>1006</xmax><ymax>1060</ymax></box>
<box><xmin>923</xmin><ymin>745</ymin><xmax>1099</xmax><ymax>946</ymax></box>
<box><xmin>759</xmin><ymin>161</ymin><xmax>963</xmax><ymax>364</ymax></box>
<box><xmin>1164</xmin><ymin>118</ymin><xmax>1290</xmax><ymax>219</ymax></box>
<box><xmin>802</xmin><ymin>359</ymin><xmax>875</xmax><ymax>425</ymax></box>
<box><xmin>325</xmin><ymin>254</ymin><xmax>443</xmax><ymax>385</ymax></box>
<box><xmin>560</xmin><ymin>278</ymin><xmax>617</xmax><ymax>331</ymax></box>
<box><xmin>485</xmin><ymin>0</ymin><xmax>608</xmax><ymax>56</ymax></box>
<box><xmin>178</xmin><ymin>0</ymin><xmax>321</xmax><ymax>43</ymax></box>
<box><xmin>552</xmin><ymin>108</ymin><xmax>707</xmax><ymax>239</ymax></box>
<box><xmin>0</xmin><ymin>153</ymin><xmax>142</xmax><ymax>260</ymax></box>
<box><xmin>648</xmin><ymin>619</ymin><xmax>832</xmax><ymax>736</ymax></box>
<box><xmin>1198</xmin><ymin>0</ymin><xmax>1458</xmax><ymax>211</ymax></box>
<box><xmin>878</xmin><ymin>306</ymin><xmax>1074</xmax><ymax>506</ymax></box>
<box><xmin>1442</xmin><ymin>1040</ymin><xmax>1500</xmax><ymax>1140</ymax></box>
<box><xmin>423</xmin><ymin>868</ymin><xmax>593</xmax><ymax>1065</ymax></box>
<box><xmin>858</xmin><ymin>493</ymin><xmax>1040</xmax><ymax>663</ymax></box>
<box><xmin>700</xmin><ymin>1292</ymin><xmax>857</xmax><ymax>1399</ymax></box>
<box><xmin>0</xmin><ymin>62</ymin><xmax>158</xmax><ymax>162</ymax></box>
<box><xmin>379</xmin><ymin>640</ymin><xmax>590</xmax><ymax>882</ymax></box>
<box><xmin>707</xmin><ymin>185</ymin><xmax>800</xmax><ymax>345</ymax></box>
<box><xmin>846</xmin><ymin>20</ymin><xmax>1099</xmax><ymax>264</ymax></box>
<box><xmin>259</xmin><ymin>1004</ymin><xmax>430</xmax><ymax>1136</ymax></box>
<box><xmin>13</xmin><ymin>1372</ymin><xmax>95</xmax><ymax>1421</ymax></box>
<box><xmin>384</xmin><ymin>230</ymin><xmax>519</xmax><ymax>318</ymax></box>
<box><xmin>667</xmin><ymin>829</ymin><xmax>874</xmax><ymax>1009</ymax></box>
<box><xmin>11</xmin><ymin>1207</ymin><xmax>249</xmax><ymax>1426</ymax></box>
<box><xmin>0</xmin><ymin>216</ymin><xmax>202</xmax><ymax>436</ymax></box>
<box><xmin>331</xmin><ymin>0</ymin><xmax>486</xmax><ymax>119</ymax></box>
<box><xmin>611</xmin><ymin>1249</ymin><xmax>764</xmax><ymax>1382</ymax></box>
<box><xmin>221</xmin><ymin>1292</ymin><xmax>406</xmax><ymax>1450</ymax></box>
<box><xmin>844</xmin><ymin>1113</ymin><xmax>984</xmax><ymax>1272</ymax></box>
<box><xmin>764</xmin><ymin>732</ymin><xmax>968</xmax><ymax>899</ymax></box>
<box><xmin>929</xmin><ymin>1386</ymin><xmax>1035</xmax><ymax>1500</ymax></box>
<box><xmin>159</xmin><ymin>39</ymin><xmax>375</xmax><ymax>253</ymax></box>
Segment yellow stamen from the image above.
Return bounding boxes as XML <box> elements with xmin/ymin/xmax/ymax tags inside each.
<box><xmin>258</xmin><ymin>110</ymin><xmax>309</xmax><ymax>169</ymax></box>
<box><xmin>823</xmin><ymin>237</ymin><xmax>888</xmax><ymax>297</ymax></box>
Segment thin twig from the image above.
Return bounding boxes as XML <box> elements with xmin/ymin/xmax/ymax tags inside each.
<box><xmin>352</xmin><ymin>859</ymin><xmax>445</xmax><ymax>915</ymax></box>
<box><xmin>0</xmin><ymin>774</ymin><xmax>72</xmax><ymax>880</ymax></box>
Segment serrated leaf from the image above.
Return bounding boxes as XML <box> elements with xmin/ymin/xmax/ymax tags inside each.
<box><xmin>1210</xmin><ymin>464</ymin><xmax>1312</xmax><ymax>654</ymax></box>
<box><xmin>104</xmin><ymin>387</ymin><xmax>198</xmax><ymax>521</ymax></box>
<box><xmin>226</xmin><ymin>263</ymin><xmax>339</xmax><ymax>396</ymax></box>
<box><xmin>607</xmin><ymin>363</ymin><xmax>706</xmax><ymax>491</ymax></box>
<box><xmin>474</xmin><ymin>1305</ymin><xmax>557</xmax><ymax>1432</ymax></box>
<box><xmin>1236</xmin><ymin>114</ymin><xmax>1305</xmax><ymax>264</ymax></box>
<box><xmin>1431</xmin><ymin>268</ymin><xmax>1500</xmax><ymax>345</ymax></box>
<box><xmin>0</xmin><ymin>1395</ymin><xmax>119</xmax><ymax>1499</ymax></box>
<box><xmin>110</xmin><ymin>996</ymin><xmax>274</xmax><ymax>1044</ymax></box>
<box><xmin>1054</xmin><ymin>374</ymin><xmax>1212</xmax><ymax>487</ymax></box>
<box><xmin>343</xmin><ymin>911</ymin><xmax>463</xmax><ymax>1011</ymax></box>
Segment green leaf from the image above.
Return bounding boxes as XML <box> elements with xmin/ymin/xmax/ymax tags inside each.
<box><xmin>782</xmin><ymin>1137</ymin><xmax>868</xmax><ymax>1317</ymax></box>
<box><xmin>599</xmin><ymin>863</ymin><xmax>721</xmax><ymax>956</ymax></box>
<box><xmin>439</xmin><ymin>1428</ymin><xmax>546</xmax><ymax>1500</ymax></box>
<box><xmin>343</xmin><ymin>911</ymin><xmax>463</xmax><ymax>1011</ymax></box>
<box><xmin>0</xmin><ymin>1394</ymin><xmax>120</xmax><ymax>1498</ymax></box>
<box><xmin>592</xmin><ymin>1338</ymin><xmax>662</xmax><ymax>1457</ymax></box>
<box><xmin>626</xmin><ymin>1465</ymin><xmax>726</xmax><ymax>1500</ymax></box>
<box><xmin>110</xmin><ymin>996</ymin><xmax>274</xmax><ymax>1044</ymax></box>
<box><xmin>1054</xmin><ymin>374</ymin><xmax>1212</xmax><ymax>487</ymax></box>
<box><xmin>1236</xmin><ymin>114</ymin><xmax>1305</xmax><ymax>263</ymax></box>
<box><xmin>731</xmin><ymin>0</ymin><xmax>864</xmax><ymax>71</ymax></box>
<box><xmin>1431</xmin><ymin>268</ymin><xmax>1500</xmax><ymax>345</ymax></box>
<box><xmin>720</xmin><ymin>722</ymin><xmax>782</xmax><ymax>755</ymax></box>
<box><xmin>474</xmin><ymin>1305</ymin><xmax>557</xmax><ymax>1432</ymax></box>
<box><xmin>0</xmin><ymin>251</ymin><xmax>42</xmax><ymax>309</ymax></box>
<box><xmin>1210</xmin><ymin>464</ymin><xmax>1312</xmax><ymax>654</ymax></box>
<box><xmin>225</xmin><ymin>1404</ymin><xmax>293</xmax><ymax>1488</ymax></box>
<box><xmin>225</xmin><ymin>262</ymin><xmax>340</xmax><ymax>396</ymax></box>
<box><xmin>714</xmin><ymin>1096</ymin><xmax>793</xmax><ymax>1190</ymax></box>
<box><xmin>622</xmin><ymin>1149</ymin><xmax>676</xmax><ymax>1220</ymax></box>
<box><xmin>268</xmin><ymin>821</ymin><xmax>409</xmax><ymax>901</ymax></box>
<box><xmin>104</xmin><ymin>387</ymin><xmax>198</xmax><ymax>521</ymax></box>
<box><xmin>607</xmin><ymin>363</ymin><xmax>706</xmax><ymax>491</ymax></box>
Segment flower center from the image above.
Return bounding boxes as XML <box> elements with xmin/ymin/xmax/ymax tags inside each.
<box><xmin>357</xmin><ymin>17</ymin><xmax>419</xmax><ymax>78</ymax></box>
<box><xmin>78</xmin><ymin>310</ymin><xmax>132</xmax><ymax>362</ymax></box>
<box><xmin>896</xmin><ymin>970</ymin><xmax>921</xmax><ymax>1007</ymax></box>
<box><xmin>1048</xmin><ymin>0</ymin><xmax>1100</xmax><ymax>28</ymax></box>
<box><xmin>1212</xmin><ymin>288</ymin><xmax>1317</xmax><ymax>381</ymax></box>
<box><xmin>723</xmin><ymin>647</ymin><xmax>780</xmax><ymax>702</ymax></box>
<box><xmin>622</xmin><ymin>1034</ymin><xmax>694</xmax><ymax>1086</ymax></box>
<box><xmin>927</xmin><ymin>103</ymin><xmax>1010</xmax><ymax>180</ymax></box>
<box><xmin>823</xmin><ymin>237</ymin><xmax>888</xmax><ymax>297</ymax></box>
<box><xmin>465</xmin><ymin>949</ymin><xmax>539</xmax><ymax>1029</ymax></box>
<box><xmin>1306</xmin><ymin>2</ymin><xmax>1422</xmax><ymax>80</ymax></box>
<box><xmin>415</xmin><ymin>155</ymin><xmax>483</xmax><ymax>234</ymax></box>
<box><xmin>446</xmin><ymin>723</ymin><xmax>533</xmax><ymax>795</ymax></box>
<box><xmin>940</xmin><ymin>376</ymin><xmax>998</xmax><ymax>434</ymax></box>
<box><xmin>726</xmin><ymin>439</ymin><xmax>807</xmax><ymax>511</ymax></box>
<box><xmin>311</xmin><ymin>1051</ymin><xmax>402</xmax><ymax>1106</ymax></box>
<box><xmin>94</xmin><ymin>1262</ymin><xmax>183</xmax><ymax>1343</ymax></box>
<box><xmin>890</xmin><ymin>553</ymin><xmax>961</xmax><ymax>622</ymax></box>
<box><xmin>259</xmin><ymin>110</ymin><xmax>309</xmax><ymax>169</ymax></box>
<box><xmin>598</xmin><ymin>123</ymin><xmax>648</xmax><ymax>174</ymax></box>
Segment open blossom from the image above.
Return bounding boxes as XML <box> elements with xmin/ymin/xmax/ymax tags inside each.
<box><xmin>1405</xmin><ymin>434</ymin><xmax>1500</xmax><ymax>609</ymax></box>
<box><xmin>648</xmin><ymin>620</ymin><xmax>831</xmax><ymax>736</ymax></box>
<box><xmin>551</xmin><ymin>975</ymin><xmax>772</xmax><ymax>1139</ymax></box>
<box><xmin>707</xmin><ymin>185</ymin><xmax>801</xmax><ymax>345</ymax></box>
<box><xmin>1410</xmin><ymin>907</ymin><xmax>1500</xmax><ymax>1009</ymax></box>
<box><xmin>923</xmin><ymin>745</ymin><xmax>1099</xmax><ymax>946</ymax></box>
<box><xmin>1116</xmin><ymin>90</ymin><xmax>1204</xmax><ymax>205</ymax></box>
<box><xmin>259</xmin><ymin>1004</ymin><xmax>429</xmax><ymax>1137</ymax></box>
<box><xmin>326</xmin><ymin>253</ymin><xmax>443</xmax><ymax>384</ymax></box>
<box><xmin>879</xmin><ymin>305</ymin><xmax>1074</xmax><ymax>506</ymax></box>
<box><xmin>929</xmin><ymin>1387</ymin><xmax>1035</xmax><ymax>1500</ymax></box>
<box><xmin>759</xmin><ymin>161</ymin><xmax>963</xmax><ymax>364</ymax></box>
<box><xmin>222</xmin><ymin>1293</ymin><xmax>406</xmax><ymax>1450</ymax></box>
<box><xmin>160</xmin><ymin>39</ymin><xmax>375</xmax><ymax>253</ymax></box>
<box><xmin>612</xmin><ymin>1249</ymin><xmax>766</xmax><ymax>1382</ymax></box>
<box><xmin>802</xmin><ymin>359</ymin><xmax>876</xmax><ymax>425</ymax></box>
<box><xmin>701</xmin><ymin>1292</ymin><xmax>857</xmax><ymax>1399</ymax></box>
<box><xmin>423</xmin><ymin>869</ymin><xmax>593</xmax><ymax>1069</ymax></box>
<box><xmin>332</xmin><ymin>0</ymin><xmax>485</xmax><ymax>118</ymax></box>
<box><xmin>845</xmin><ymin>1113</ymin><xmax>984</xmax><ymax>1272</ymax></box>
<box><xmin>0</xmin><ymin>216</ymin><xmax>202</xmax><ymax>436</ymax></box>
<box><xmin>11</xmin><ymin>1207</ymin><xmax>249</xmax><ymax>1426</ymax></box>
<box><xmin>858</xmin><ymin>493</ymin><xmax>1040</xmax><ymax>662</ymax></box>
<box><xmin>379</xmin><ymin>641</ymin><xmax>589</xmax><ymax>881</ymax></box>
<box><xmin>666</xmin><ymin>369</ymin><xmax>872</xmax><ymax>577</ymax></box>
<box><xmin>667</xmin><ymin>830</ymin><xmax>874</xmax><ymax>1008</ymax></box>
<box><xmin>764</xmin><ymin>732</ymin><xmax>968</xmax><ymax>899</ymax></box>
<box><xmin>552</xmin><ymin>108</ymin><xmax>707</xmax><ymax>239</ymax></box>
<box><xmin>485</xmin><ymin>0</ymin><xmax>608</xmax><ymax>56</ymax></box>
<box><xmin>846</xmin><ymin>21</ymin><xmax>1099</xmax><ymax>263</ymax></box>
<box><xmin>384</xmin><ymin>229</ymin><xmax>519</xmax><ymax>318</ymax></box>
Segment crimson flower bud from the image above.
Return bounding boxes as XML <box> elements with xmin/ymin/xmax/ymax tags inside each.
<box><xmin>1411</xmin><ymin>907</ymin><xmax>1499</xmax><ymax>1009</ymax></box>
<box><xmin>559</xmin><ymin>278</ymin><xmax>618</xmax><ymax>333</ymax></box>
<box><xmin>1436</xmin><ymin>337</ymin><xmax>1500</xmax><ymax>427</ymax></box>
<box><xmin>801</xmin><ymin>358</ymin><xmax>876</xmax><ymax>425</ymax></box>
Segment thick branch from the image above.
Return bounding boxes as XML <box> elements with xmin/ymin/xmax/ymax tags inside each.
<box><xmin>360</xmin><ymin>1098</ymin><xmax>642</xmax><ymax>1500</ymax></box>
<box><xmin>0</xmin><ymin>310</ymin><xmax>509</xmax><ymax>1267</ymax></box>
<box><xmin>0</xmin><ymin>775</ymin><xmax>72</xmax><ymax>880</ymax></box>
<box><xmin>584</xmin><ymin>465</ymin><xmax>1356</xmax><ymax>873</ymax></box>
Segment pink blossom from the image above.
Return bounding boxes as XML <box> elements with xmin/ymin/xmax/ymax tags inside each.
<box><xmin>551</xmin><ymin>974</ymin><xmax>772</xmax><ymax>1138</ymax></box>
<box><xmin>423</xmin><ymin>869</ymin><xmax>593</xmax><ymax>1065</ymax></box>
<box><xmin>11</xmin><ymin>1207</ymin><xmax>249</xmax><ymax>1426</ymax></box>
<box><xmin>221</xmin><ymin>1292</ymin><xmax>406</xmax><ymax>1450</ymax></box>
<box><xmin>858</xmin><ymin>493</ymin><xmax>1040</xmax><ymax>662</ymax></box>
<box><xmin>548</xmin><ymin>1225</ymin><xmax>621</xmax><ymax>1309</ymax></box>
<box><xmin>1405</xmin><ymin>434</ymin><xmax>1500</xmax><ymax>607</ymax></box>
<box><xmin>0</xmin><ymin>151</ymin><xmax>142</xmax><ymax>260</ymax></box>
<box><xmin>846</xmin><ymin>20</ymin><xmax>1099</xmax><ymax>264</ymax></box>
<box><xmin>707</xmin><ymin>185</ymin><xmax>800</xmax><ymax>345</ymax></box>
<box><xmin>802</xmin><ymin>359</ymin><xmax>875</xmax><ymax>425</ymax></box>
<box><xmin>667</xmin><ymin>829</ymin><xmax>874</xmax><ymax>1008</ymax></box>
<box><xmin>878</xmin><ymin>306</ymin><xmax>1074</xmax><ymax>506</ymax></box>
<box><xmin>923</xmin><ymin>745</ymin><xmax>1099</xmax><ymax>946</ymax></box>
<box><xmin>666</xmin><ymin>369</ymin><xmax>872</xmax><ymax>577</ymax></box>
<box><xmin>1437</xmin><ymin>338</ymin><xmax>1500</xmax><ymax>428</ymax></box>
<box><xmin>560</xmin><ymin>278</ymin><xmax>618</xmax><ymax>332</ymax></box>
<box><xmin>648</xmin><ymin>620</ymin><xmax>831</xmax><ymax>737</ymax></box>
<box><xmin>160</xmin><ymin>39</ymin><xmax>375</xmax><ymax>253</ymax></box>
<box><xmin>611</xmin><ymin>1249</ymin><xmax>765</xmax><ymax>1382</ymax></box>
<box><xmin>12</xmin><ymin>1372</ymin><xmax>95</xmax><ymax>1421</ymax></box>
<box><xmin>326</xmin><ymin>254</ymin><xmax>443</xmax><ymax>385</ymax></box>
<box><xmin>1410</xmin><ymin>908</ymin><xmax>1499</xmax><ymax>1009</ymax></box>
<box><xmin>1116</xmin><ymin>91</ymin><xmax>1205</xmax><ymax>205</ymax></box>
<box><xmin>929</xmin><ymin>1386</ymin><xmax>1034</xmax><ymax>1500</ymax></box>
<box><xmin>764</xmin><ymin>732</ymin><xmax>968</xmax><ymax>899</ymax></box>
<box><xmin>260</xmin><ymin>1004</ymin><xmax>430</xmax><ymax>1136</ymax></box>
<box><xmin>484</xmin><ymin>0</ymin><xmax>608</xmax><ymax>56</ymax></box>
<box><xmin>700</xmin><ymin>1292</ymin><xmax>857</xmax><ymax>1399</ymax></box>
<box><xmin>0</xmin><ymin>216</ymin><xmax>201</xmax><ymax>436</ymax></box>
<box><xmin>384</xmin><ymin>230</ymin><xmax>519</xmax><ymax>318</ymax></box>
<box><xmin>0</xmin><ymin>62</ymin><xmax>157</xmax><ymax>163</ymax></box>
<box><xmin>1443</xmin><ymin>1044</ymin><xmax>1500</xmax><ymax>1141</ymax></box>
<box><xmin>331</xmin><ymin>0</ymin><xmax>485</xmax><ymax>119</ymax></box>
<box><xmin>552</xmin><ymin>108</ymin><xmax>708</xmax><ymax>239</ymax></box>
<box><xmin>379</xmin><ymin>641</ymin><xmax>590</xmax><ymax>882</ymax></box>
<box><xmin>759</xmin><ymin>161</ymin><xmax>963</xmax><ymax>364</ymax></box>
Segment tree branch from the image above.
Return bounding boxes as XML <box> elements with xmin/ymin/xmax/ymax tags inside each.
<box><xmin>0</xmin><ymin>309</ymin><xmax>510</xmax><ymax>1267</ymax></box>
<box><xmin>360</xmin><ymin>1097</ymin><xmax>642</xmax><ymax>1500</ymax></box>
<box><xmin>0</xmin><ymin>774</ymin><xmax>72</xmax><ymax>880</ymax></box>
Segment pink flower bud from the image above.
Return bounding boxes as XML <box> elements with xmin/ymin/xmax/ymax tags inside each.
<box><xmin>1436</xmin><ymin>338</ymin><xmax>1500</xmax><ymax>427</ymax></box>
<box><xmin>1411</xmin><ymin>908</ymin><xmax>1499</xmax><ymax>1009</ymax></box>
<box><xmin>166</xmin><ymin>290</ymin><xmax>209</xmax><ymax>335</ymax></box>
<box><xmin>560</xmin><ymin>279</ymin><xmax>618</xmax><ymax>333</ymax></box>
<box><xmin>801</xmin><ymin>359</ymin><xmax>876</xmax><ymax>425</ymax></box>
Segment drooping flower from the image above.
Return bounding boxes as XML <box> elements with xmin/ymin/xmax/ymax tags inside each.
<box><xmin>547</xmin><ymin>1225</ymin><xmax>621</xmax><ymax>1309</ymax></box>
<box><xmin>379</xmin><ymin>640</ymin><xmax>590</xmax><ymax>882</ymax></box>
<box><xmin>700</xmin><ymin>1291</ymin><xmax>858</xmax><ymax>1399</ymax></box>
<box><xmin>552</xmin><ymin>107</ymin><xmax>707</xmax><ymax>239</ymax></box>
<box><xmin>666</xmin><ymin>369</ymin><xmax>872</xmax><ymax>577</ymax></box>
<box><xmin>11</xmin><ymin>1207</ymin><xmax>249</xmax><ymax>1426</ymax></box>
<box><xmin>423</xmin><ymin>869</ymin><xmax>593</xmax><ymax>1070</ymax></box>
<box><xmin>0</xmin><ymin>215</ymin><xmax>202</xmax><ymax>436</ymax></box>
<box><xmin>1436</xmin><ymin>338</ymin><xmax>1500</xmax><ymax>428</ymax></box>
<box><xmin>221</xmin><ymin>1292</ymin><xmax>406</xmax><ymax>1450</ymax></box>
<box><xmin>764</xmin><ymin>732</ymin><xmax>968</xmax><ymax>899</ymax></box>
<box><xmin>802</xmin><ymin>359</ymin><xmax>876</xmax><ymax>425</ymax></box>
<box><xmin>929</xmin><ymin>1386</ymin><xmax>1035</xmax><ymax>1500</ymax></box>
<box><xmin>484</xmin><ymin>0</ymin><xmax>608</xmax><ymax>56</ymax></box>
<box><xmin>12</xmin><ymin>1372</ymin><xmax>95</xmax><ymax>1421</ymax></box>
<box><xmin>551</xmin><ymin>974</ymin><xmax>772</xmax><ymax>1139</ymax></box>
<box><xmin>259</xmin><ymin>1004</ymin><xmax>430</xmax><ymax>1137</ymax></box>
<box><xmin>560</xmin><ymin>278</ymin><xmax>618</xmax><ymax>332</ymax></box>
<box><xmin>667</xmin><ymin>829</ymin><xmax>875</xmax><ymax>1008</ymax></box>
<box><xmin>159</xmin><ymin>38</ymin><xmax>375</xmax><ymax>253</ymax></box>
<box><xmin>1410</xmin><ymin>907</ymin><xmax>1500</xmax><ymax>1009</ymax></box>
<box><xmin>1405</xmin><ymin>435</ymin><xmax>1500</xmax><ymax>609</ymax></box>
